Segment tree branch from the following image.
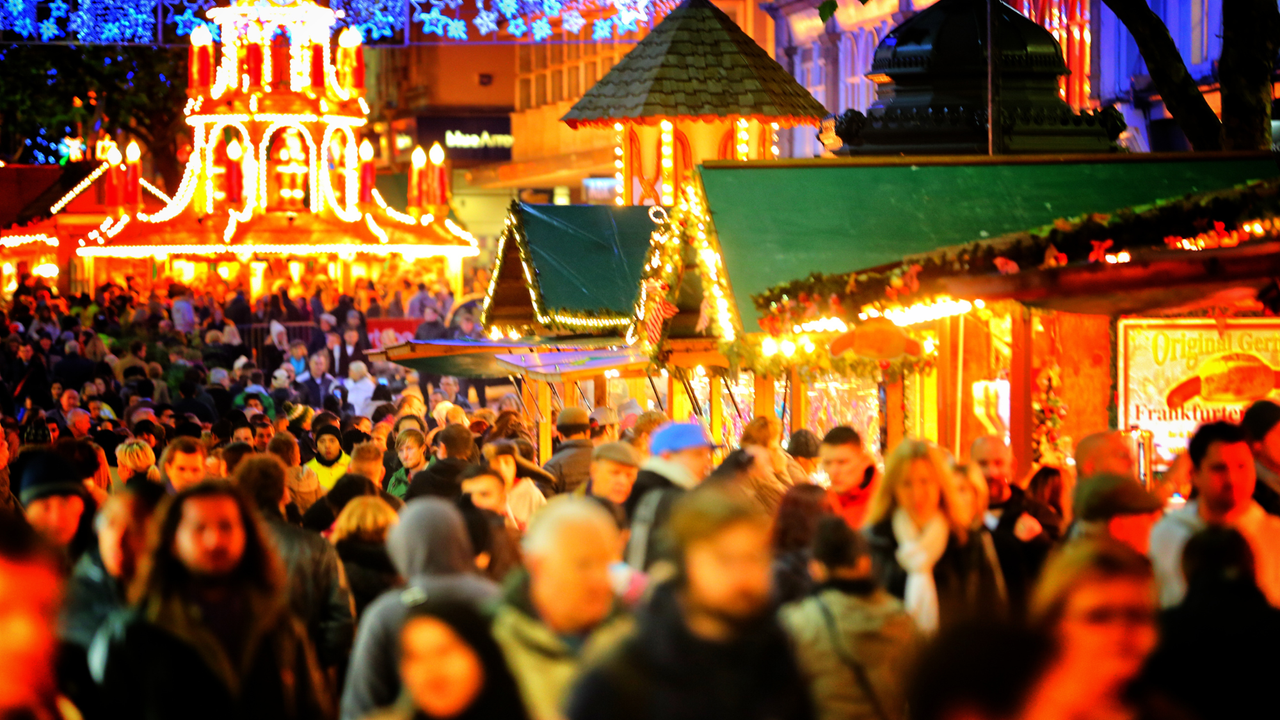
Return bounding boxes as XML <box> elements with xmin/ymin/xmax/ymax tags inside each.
<box><xmin>1219</xmin><ymin>0</ymin><xmax>1280</xmax><ymax>150</ymax></box>
<box><xmin>1102</xmin><ymin>0</ymin><xmax>1223</xmax><ymax>150</ymax></box>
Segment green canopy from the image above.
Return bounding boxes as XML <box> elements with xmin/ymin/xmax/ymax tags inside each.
<box><xmin>519</xmin><ymin>203</ymin><xmax>656</xmax><ymax>315</ymax></box>
<box><xmin>698</xmin><ymin>154</ymin><xmax>1279</xmax><ymax>331</ymax></box>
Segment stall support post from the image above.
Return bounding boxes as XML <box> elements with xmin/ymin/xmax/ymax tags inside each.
<box><xmin>667</xmin><ymin>372</ymin><xmax>691</xmax><ymax>421</ymax></box>
<box><xmin>754</xmin><ymin>374</ymin><xmax>775</xmax><ymax>421</ymax></box>
<box><xmin>937</xmin><ymin>317</ymin><xmax>959</xmax><ymax>456</ymax></box>
<box><xmin>885</xmin><ymin>378</ymin><xmax>905</xmax><ymax>452</ymax></box>
<box><xmin>708</xmin><ymin>374</ymin><xmax>724</xmax><ymax>451</ymax></box>
<box><xmin>788</xmin><ymin>369</ymin><xmax>808</xmax><ymax>434</ymax></box>
<box><xmin>1010</xmin><ymin>305</ymin><xmax>1035</xmax><ymax>483</ymax></box>
<box><xmin>537</xmin><ymin>380</ymin><xmax>553</xmax><ymax>464</ymax></box>
<box><xmin>593</xmin><ymin>374</ymin><xmax>608</xmax><ymax>409</ymax></box>
<box><xmin>445</xmin><ymin>255</ymin><xmax>464</xmax><ymax>298</ymax></box>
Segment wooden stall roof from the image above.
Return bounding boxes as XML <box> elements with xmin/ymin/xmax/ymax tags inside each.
<box><xmin>695</xmin><ymin>152</ymin><xmax>1279</xmax><ymax>331</ymax></box>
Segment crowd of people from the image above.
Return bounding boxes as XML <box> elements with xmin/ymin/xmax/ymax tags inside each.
<box><xmin>1</xmin><ymin>271</ymin><xmax>1279</xmax><ymax>720</ymax></box>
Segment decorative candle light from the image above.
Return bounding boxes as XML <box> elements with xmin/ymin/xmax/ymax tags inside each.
<box><xmin>189</xmin><ymin>25</ymin><xmax>213</xmax><ymax>89</ymax></box>
<box><xmin>337</xmin><ymin>27</ymin><xmax>364</xmax><ymax>91</ymax></box>
<box><xmin>426</xmin><ymin>142</ymin><xmax>448</xmax><ymax>206</ymax></box>
<box><xmin>409</xmin><ymin>145</ymin><xmax>426</xmax><ymax>210</ymax></box>
<box><xmin>245</xmin><ymin>25</ymin><xmax>264</xmax><ymax>89</ymax></box>
<box><xmin>124</xmin><ymin>140</ymin><xmax>142</xmax><ymax>206</ymax></box>
<box><xmin>225</xmin><ymin>139</ymin><xmax>244</xmax><ymax>203</ymax></box>
<box><xmin>310</xmin><ymin>31</ymin><xmax>325</xmax><ymax>92</ymax></box>
<box><xmin>105</xmin><ymin>143</ymin><xmax>124</xmax><ymax>206</ymax></box>
<box><xmin>358</xmin><ymin>139</ymin><xmax>375</xmax><ymax>204</ymax></box>
<box><xmin>271</xmin><ymin>32</ymin><xmax>291</xmax><ymax>89</ymax></box>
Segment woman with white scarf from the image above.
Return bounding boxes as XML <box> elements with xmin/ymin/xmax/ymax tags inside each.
<box><xmin>863</xmin><ymin>440</ymin><xmax>1007</xmax><ymax>633</ymax></box>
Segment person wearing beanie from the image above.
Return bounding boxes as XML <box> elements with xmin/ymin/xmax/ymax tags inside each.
<box><xmin>18</xmin><ymin>450</ymin><xmax>97</xmax><ymax>563</ymax></box>
<box><xmin>787</xmin><ymin>429</ymin><xmax>822</xmax><ymax>480</ymax></box>
<box><xmin>542</xmin><ymin>407</ymin><xmax>595</xmax><ymax>495</ymax></box>
<box><xmin>1243</xmin><ymin>399</ymin><xmax>1280</xmax><ymax>517</ymax></box>
<box><xmin>304</xmin><ymin>423</ymin><xmax>351</xmax><ymax>491</ymax></box>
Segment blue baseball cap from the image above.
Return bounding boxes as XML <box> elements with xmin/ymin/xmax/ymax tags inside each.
<box><xmin>650</xmin><ymin>421</ymin><xmax>720</xmax><ymax>454</ymax></box>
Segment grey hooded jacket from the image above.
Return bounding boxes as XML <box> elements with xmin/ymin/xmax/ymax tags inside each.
<box><xmin>338</xmin><ymin>498</ymin><xmax>501</xmax><ymax>720</ymax></box>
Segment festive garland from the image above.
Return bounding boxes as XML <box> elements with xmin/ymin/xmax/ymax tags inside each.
<box><xmin>754</xmin><ymin>178</ymin><xmax>1280</xmax><ymax>330</ymax></box>
<box><xmin>719</xmin><ymin>334</ymin><xmax>936</xmax><ymax>382</ymax></box>
<box><xmin>1032</xmin><ymin>363</ymin><xmax>1071</xmax><ymax>466</ymax></box>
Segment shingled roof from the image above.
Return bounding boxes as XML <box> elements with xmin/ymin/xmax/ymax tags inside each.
<box><xmin>562</xmin><ymin>0</ymin><xmax>827</xmax><ymax>129</ymax></box>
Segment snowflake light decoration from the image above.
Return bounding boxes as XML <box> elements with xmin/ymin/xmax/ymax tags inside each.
<box><xmin>505</xmin><ymin>15</ymin><xmax>526</xmax><ymax>36</ymax></box>
<box><xmin>560</xmin><ymin>8</ymin><xmax>584</xmax><ymax>33</ymax></box>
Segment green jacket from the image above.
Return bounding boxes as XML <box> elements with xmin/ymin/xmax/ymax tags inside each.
<box><xmin>491</xmin><ymin>569</ymin><xmax>633</xmax><ymax>720</ymax></box>
<box><xmin>780</xmin><ymin>584</ymin><xmax>920</xmax><ymax>720</ymax></box>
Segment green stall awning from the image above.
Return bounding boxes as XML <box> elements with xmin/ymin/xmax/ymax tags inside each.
<box><xmin>521</xmin><ymin>203</ymin><xmax>656</xmax><ymax>314</ymax></box>
<box><xmin>697</xmin><ymin>153</ymin><xmax>1279</xmax><ymax>331</ymax></box>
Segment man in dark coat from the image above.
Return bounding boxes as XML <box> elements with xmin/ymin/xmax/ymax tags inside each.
<box><xmin>405</xmin><ymin>424</ymin><xmax>474</xmax><ymax>501</ymax></box>
<box><xmin>93</xmin><ymin>481</ymin><xmax>332</xmax><ymax>720</ymax></box>
<box><xmin>53</xmin><ymin>340</ymin><xmax>96</xmax><ymax>395</ymax></box>
<box><xmin>567</xmin><ymin>485</ymin><xmax>815</xmax><ymax>720</ymax></box>
<box><xmin>297</xmin><ymin>352</ymin><xmax>339</xmax><ymax>410</ymax></box>
<box><xmin>234</xmin><ymin>455</ymin><xmax>355</xmax><ymax>673</ymax></box>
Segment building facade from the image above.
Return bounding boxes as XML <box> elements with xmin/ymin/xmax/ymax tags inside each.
<box><xmin>764</xmin><ymin>0</ymin><xmax>1250</xmax><ymax>157</ymax></box>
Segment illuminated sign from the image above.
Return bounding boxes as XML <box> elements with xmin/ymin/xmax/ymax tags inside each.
<box><xmin>1118</xmin><ymin>318</ymin><xmax>1280</xmax><ymax>462</ymax></box>
<box><xmin>418</xmin><ymin>116</ymin><xmax>512</xmax><ymax>161</ymax></box>
<box><xmin>445</xmin><ymin>130</ymin><xmax>513</xmax><ymax>149</ymax></box>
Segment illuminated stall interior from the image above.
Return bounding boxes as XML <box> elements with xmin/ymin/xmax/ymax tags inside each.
<box><xmin>643</xmin><ymin>152</ymin><xmax>1278</xmax><ymax>463</ymax></box>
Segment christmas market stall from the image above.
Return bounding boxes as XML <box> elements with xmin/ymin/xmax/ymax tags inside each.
<box><xmin>70</xmin><ymin>0</ymin><xmax>478</xmax><ymax>299</ymax></box>
<box><xmin>0</xmin><ymin>139</ymin><xmax>170</xmax><ymax>296</ymax></box>
<box><xmin>643</xmin><ymin>151</ymin><xmax>1279</xmax><ymax>460</ymax></box>
<box><xmin>373</xmin><ymin>200</ymin><xmax>728</xmax><ymax>460</ymax></box>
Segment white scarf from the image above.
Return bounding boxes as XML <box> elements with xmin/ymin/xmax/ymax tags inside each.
<box><xmin>892</xmin><ymin>507</ymin><xmax>950</xmax><ymax>634</ymax></box>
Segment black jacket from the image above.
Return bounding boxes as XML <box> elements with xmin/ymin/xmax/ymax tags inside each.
<box><xmin>405</xmin><ymin>458</ymin><xmax>468</xmax><ymax>501</ymax></box>
<box><xmin>1135</xmin><ymin>579</ymin><xmax>1280</xmax><ymax>719</ymax></box>
<box><xmin>54</xmin><ymin>352</ymin><xmax>97</xmax><ymax>394</ymax></box>
<box><xmin>264</xmin><ymin>518</ymin><xmax>355</xmax><ymax>669</ymax></box>
<box><xmin>334</xmin><ymin>538</ymin><xmax>400</xmax><ymax>618</ymax></box>
<box><xmin>566</xmin><ymin>582</ymin><xmax>814</xmax><ymax>720</ymax></box>
<box><xmin>864</xmin><ymin>518</ymin><xmax>1008</xmax><ymax>628</ymax></box>
<box><xmin>93</xmin><ymin>588</ymin><xmax>331</xmax><ymax>720</ymax></box>
<box><xmin>623</xmin><ymin>469</ymin><xmax>680</xmax><ymax>521</ymax></box>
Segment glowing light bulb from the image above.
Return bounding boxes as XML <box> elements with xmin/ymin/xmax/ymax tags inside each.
<box><xmin>428</xmin><ymin>142</ymin><xmax>445</xmax><ymax>166</ymax></box>
<box><xmin>780</xmin><ymin>340</ymin><xmax>796</xmax><ymax>357</ymax></box>
<box><xmin>125</xmin><ymin>140</ymin><xmax>141</xmax><ymax>163</ymax></box>
<box><xmin>106</xmin><ymin>146</ymin><xmax>123</xmax><ymax>166</ymax></box>
<box><xmin>190</xmin><ymin>24</ymin><xmax>212</xmax><ymax>46</ymax></box>
<box><xmin>411</xmin><ymin>146</ymin><xmax>426</xmax><ymax>169</ymax></box>
<box><xmin>338</xmin><ymin>27</ymin><xmax>363</xmax><ymax>47</ymax></box>
<box><xmin>359</xmin><ymin>139</ymin><xmax>374</xmax><ymax>162</ymax></box>
<box><xmin>762</xmin><ymin>337</ymin><xmax>778</xmax><ymax>357</ymax></box>
<box><xmin>226</xmin><ymin>139</ymin><xmax>243</xmax><ymax>161</ymax></box>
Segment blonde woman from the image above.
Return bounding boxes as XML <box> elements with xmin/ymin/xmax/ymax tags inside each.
<box><xmin>331</xmin><ymin>496</ymin><xmax>400</xmax><ymax>617</ymax></box>
<box><xmin>864</xmin><ymin>440</ymin><xmax>1006</xmax><ymax>633</ymax></box>
<box><xmin>115</xmin><ymin>439</ymin><xmax>161</xmax><ymax>483</ymax></box>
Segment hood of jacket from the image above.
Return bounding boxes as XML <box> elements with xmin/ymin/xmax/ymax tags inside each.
<box><xmin>386</xmin><ymin>498</ymin><xmax>475</xmax><ymax>578</ymax></box>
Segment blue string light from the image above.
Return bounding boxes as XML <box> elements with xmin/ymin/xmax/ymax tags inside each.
<box><xmin>2</xmin><ymin>0</ymin><xmax>655</xmax><ymax>45</ymax></box>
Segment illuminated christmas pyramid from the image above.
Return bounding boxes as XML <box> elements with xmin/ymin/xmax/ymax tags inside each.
<box><xmin>76</xmin><ymin>0</ymin><xmax>477</xmax><ymax>290</ymax></box>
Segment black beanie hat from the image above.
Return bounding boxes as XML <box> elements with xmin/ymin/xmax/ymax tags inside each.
<box><xmin>314</xmin><ymin>424</ymin><xmax>342</xmax><ymax>444</ymax></box>
<box><xmin>18</xmin><ymin>450</ymin><xmax>85</xmax><ymax>506</ymax></box>
<box><xmin>1243</xmin><ymin>400</ymin><xmax>1280</xmax><ymax>443</ymax></box>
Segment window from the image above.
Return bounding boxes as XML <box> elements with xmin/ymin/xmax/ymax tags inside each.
<box><xmin>552</xmin><ymin>69</ymin><xmax>564</xmax><ymax>102</ymax></box>
<box><xmin>536</xmin><ymin>74</ymin><xmax>547</xmax><ymax>106</ymax></box>
<box><xmin>519</xmin><ymin>77</ymin><xmax>532</xmax><ymax>110</ymax></box>
<box><xmin>568</xmin><ymin>65</ymin><xmax>580</xmax><ymax>98</ymax></box>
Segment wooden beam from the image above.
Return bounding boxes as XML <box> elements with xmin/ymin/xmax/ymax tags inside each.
<box><xmin>936</xmin><ymin>318</ymin><xmax>959</xmax><ymax>455</ymax></box>
<box><xmin>593</xmin><ymin>374</ymin><xmax>609</xmax><ymax>409</ymax></box>
<box><xmin>789</xmin><ymin>369</ymin><xmax>808</xmax><ymax>434</ymax></box>
<box><xmin>708</xmin><ymin>374</ymin><xmax>724</xmax><ymax>454</ymax></box>
<box><xmin>1009</xmin><ymin>305</ymin><xmax>1035</xmax><ymax>483</ymax></box>
<box><xmin>885</xmin><ymin>379</ymin><xmax>905</xmax><ymax>453</ymax></box>
<box><xmin>754</xmin><ymin>374</ymin><xmax>775</xmax><ymax>421</ymax></box>
<box><xmin>537</xmin><ymin>380</ymin><xmax>553</xmax><ymax>464</ymax></box>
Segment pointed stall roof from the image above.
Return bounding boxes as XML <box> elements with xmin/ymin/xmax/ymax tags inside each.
<box><xmin>561</xmin><ymin>0</ymin><xmax>827</xmax><ymax>129</ymax></box>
